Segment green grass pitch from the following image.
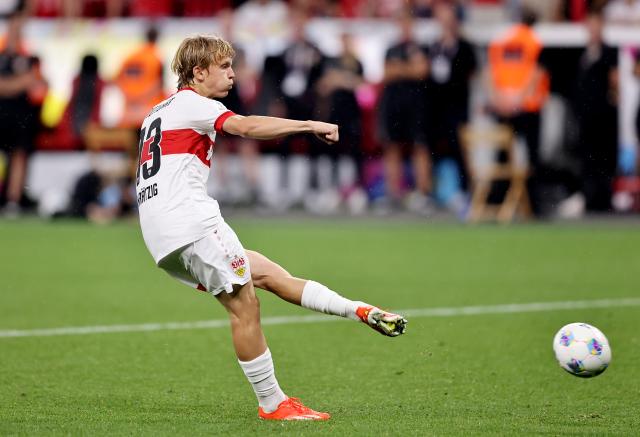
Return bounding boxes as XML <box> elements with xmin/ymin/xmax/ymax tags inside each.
<box><xmin>1</xmin><ymin>218</ymin><xmax>639</xmax><ymax>435</ymax></box>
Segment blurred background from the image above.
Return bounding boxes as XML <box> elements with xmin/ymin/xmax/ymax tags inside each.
<box><xmin>1</xmin><ymin>0</ymin><xmax>639</xmax><ymax>223</ymax></box>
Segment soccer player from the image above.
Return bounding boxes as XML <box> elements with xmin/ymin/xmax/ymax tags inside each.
<box><xmin>136</xmin><ymin>35</ymin><xmax>407</xmax><ymax>421</ymax></box>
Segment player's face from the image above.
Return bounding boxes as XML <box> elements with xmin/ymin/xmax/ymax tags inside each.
<box><xmin>203</xmin><ymin>57</ymin><xmax>235</xmax><ymax>98</ymax></box>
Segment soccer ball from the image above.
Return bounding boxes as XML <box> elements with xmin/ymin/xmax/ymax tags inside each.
<box><xmin>552</xmin><ymin>322</ymin><xmax>611</xmax><ymax>378</ymax></box>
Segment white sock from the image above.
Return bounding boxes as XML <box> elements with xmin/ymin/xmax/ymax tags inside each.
<box><xmin>238</xmin><ymin>348</ymin><xmax>287</xmax><ymax>413</ymax></box>
<box><xmin>301</xmin><ymin>280</ymin><xmax>363</xmax><ymax>321</ymax></box>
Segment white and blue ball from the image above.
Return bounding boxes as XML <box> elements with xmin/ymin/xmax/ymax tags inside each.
<box><xmin>553</xmin><ymin>323</ymin><xmax>611</xmax><ymax>378</ymax></box>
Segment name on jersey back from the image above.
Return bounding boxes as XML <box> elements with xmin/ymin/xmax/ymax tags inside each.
<box><xmin>137</xmin><ymin>183</ymin><xmax>158</xmax><ymax>206</ymax></box>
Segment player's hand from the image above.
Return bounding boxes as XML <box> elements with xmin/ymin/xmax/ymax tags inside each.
<box><xmin>309</xmin><ymin>121</ymin><xmax>339</xmax><ymax>144</ymax></box>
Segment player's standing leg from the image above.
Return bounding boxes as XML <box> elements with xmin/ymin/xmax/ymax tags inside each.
<box><xmin>247</xmin><ymin>250</ymin><xmax>407</xmax><ymax>337</ymax></box>
<box><xmin>216</xmin><ymin>280</ymin><xmax>330</xmax><ymax>420</ymax></box>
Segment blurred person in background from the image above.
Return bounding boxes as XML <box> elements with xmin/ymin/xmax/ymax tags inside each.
<box><xmin>426</xmin><ymin>1</ymin><xmax>476</xmax><ymax>207</ymax></box>
<box><xmin>216</xmin><ymin>47</ymin><xmax>261</xmax><ymax>206</ymax></box>
<box><xmin>232</xmin><ymin>0</ymin><xmax>289</xmax><ymax>71</ymax></box>
<box><xmin>289</xmin><ymin>0</ymin><xmax>335</xmax><ymax>17</ymax></box>
<box><xmin>376</xmin><ymin>11</ymin><xmax>431</xmax><ymax>214</ymax></box>
<box><xmin>41</xmin><ymin>54</ymin><xmax>104</xmax><ymax>150</ymax></box>
<box><xmin>64</xmin><ymin>54</ymin><xmax>104</xmax><ymax>147</ymax></box>
<box><xmin>113</xmin><ymin>25</ymin><xmax>165</xmax><ymax>131</ymax></box>
<box><xmin>412</xmin><ymin>0</ymin><xmax>436</xmax><ymax>17</ymax></box>
<box><xmin>313</xmin><ymin>32</ymin><xmax>366</xmax><ymax>213</ymax></box>
<box><xmin>258</xmin><ymin>11</ymin><xmax>326</xmax><ymax>208</ymax></box>
<box><xmin>65</xmin><ymin>166</ymin><xmax>134</xmax><ymax>224</ymax></box>
<box><xmin>342</xmin><ymin>0</ymin><xmax>414</xmax><ymax>18</ymax></box>
<box><xmin>0</xmin><ymin>0</ymin><xmax>27</xmax><ymax>17</ymax></box>
<box><xmin>559</xmin><ymin>10</ymin><xmax>619</xmax><ymax>215</ymax></box>
<box><xmin>69</xmin><ymin>54</ymin><xmax>104</xmax><ymax>141</ymax></box>
<box><xmin>50</xmin><ymin>0</ymin><xmax>126</xmax><ymax>18</ymax></box>
<box><xmin>634</xmin><ymin>48</ymin><xmax>640</xmax><ymax>159</ymax></box>
<box><xmin>180</xmin><ymin>0</ymin><xmax>232</xmax><ymax>17</ymax></box>
<box><xmin>212</xmin><ymin>13</ymin><xmax>261</xmax><ymax>206</ymax></box>
<box><xmin>604</xmin><ymin>0</ymin><xmax>640</xmax><ymax>25</ymax></box>
<box><xmin>0</xmin><ymin>12</ymin><xmax>40</xmax><ymax>217</ymax></box>
<box><xmin>273</xmin><ymin>11</ymin><xmax>325</xmax><ymax>138</ymax></box>
<box><xmin>507</xmin><ymin>0</ymin><xmax>564</xmax><ymax>22</ymax></box>
<box><xmin>238</xmin><ymin>0</ymin><xmax>293</xmax><ymax>113</ymax></box>
<box><xmin>411</xmin><ymin>0</ymin><xmax>467</xmax><ymax>19</ymax></box>
<box><xmin>556</xmin><ymin>0</ymin><xmax>609</xmax><ymax>22</ymax></box>
<box><xmin>486</xmin><ymin>8</ymin><xmax>550</xmax><ymax>215</ymax></box>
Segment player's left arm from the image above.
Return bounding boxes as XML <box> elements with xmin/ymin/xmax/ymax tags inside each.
<box><xmin>222</xmin><ymin>115</ymin><xmax>339</xmax><ymax>144</ymax></box>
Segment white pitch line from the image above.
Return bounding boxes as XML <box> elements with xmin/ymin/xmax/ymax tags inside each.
<box><xmin>1</xmin><ymin>297</ymin><xmax>639</xmax><ymax>339</ymax></box>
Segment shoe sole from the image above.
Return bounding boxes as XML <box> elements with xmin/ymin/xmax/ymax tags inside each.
<box><xmin>259</xmin><ymin>415</ymin><xmax>330</xmax><ymax>421</ymax></box>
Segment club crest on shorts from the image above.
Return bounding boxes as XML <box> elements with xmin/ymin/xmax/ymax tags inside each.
<box><xmin>230</xmin><ymin>256</ymin><xmax>247</xmax><ymax>277</ymax></box>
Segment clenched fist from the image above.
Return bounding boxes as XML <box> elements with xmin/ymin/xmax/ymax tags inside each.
<box><xmin>308</xmin><ymin>121</ymin><xmax>339</xmax><ymax>144</ymax></box>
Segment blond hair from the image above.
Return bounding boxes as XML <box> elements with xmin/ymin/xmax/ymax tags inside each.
<box><xmin>171</xmin><ymin>35</ymin><xmax>235</xmax><ymax>89</ymax></box>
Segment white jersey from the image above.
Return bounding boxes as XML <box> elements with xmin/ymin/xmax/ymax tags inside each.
<box><xmin>136</xmin><ymin>88</ymin><xmax>235</xmax><ymax>263</ymax></box>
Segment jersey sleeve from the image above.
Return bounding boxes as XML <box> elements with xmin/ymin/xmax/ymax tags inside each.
<box><xmin>189</xmin><ymin>97</ymin><xmax>236</xmax><ymax>134</ymax></box>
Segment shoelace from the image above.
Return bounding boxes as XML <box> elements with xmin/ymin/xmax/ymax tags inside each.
<box><xmin>287</xmin><ymin>397</ymin><xmax>312</xmax><ymax>414</ymax></box>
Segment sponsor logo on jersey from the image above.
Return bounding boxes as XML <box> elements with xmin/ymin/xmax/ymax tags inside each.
<box><xmin>231</xmin><ymin>256</ymin><xmax>246</xmax><ymax>277</ymax></box>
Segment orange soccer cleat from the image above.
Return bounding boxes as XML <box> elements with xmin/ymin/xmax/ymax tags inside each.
<box><xmin>356</xmin><ymin>305</ymin><xmax>408</xmax><ymax>337</ymax></box>
<box><xmin>258</xmin><ymin>397</ymin><xmax>330</xmax><ymax>421</ymax></box>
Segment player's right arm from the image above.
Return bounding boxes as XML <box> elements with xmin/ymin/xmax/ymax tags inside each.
<box><xmin>222</xmin><ymin>115</ymin><xmax>339</xmax><ymax>144</ymax></box>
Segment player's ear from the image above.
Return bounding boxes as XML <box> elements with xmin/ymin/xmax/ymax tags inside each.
<box><xmin>192</xmin><ymin>65</ymin><xmax>205</xmax><ymax>82</ymax></box>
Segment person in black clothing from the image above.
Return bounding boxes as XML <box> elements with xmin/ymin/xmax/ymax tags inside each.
<box><xmin>314</xmin><ymin>33</ymin><xmax>364</xmax><ymax>194</ymax></box>
<box><xmin>377</xmin><ymin>12</ymin><xmax>431</xmax><ymax>212</ymax></box>
<box><xmin>0</xmin><ymin>12</ymin><xmax>38</xmax><ymax>216</ymax></box>
<box><xmin>254</xmin><ymin>12</ymin><xmax>326</xmax><ymax>208</ymax></box>
<box><xmin>259</xmin><ymin>11</ymin><xmax>325</xmax><ymax>155</ymax></box>
<box><xmin>633</xmin><ymin>48</ymin><xmax>640</xmax><ymax>158</ymax></box>
<box><xmin>570</xmin><ymin>10</ymin><xmax>619</xmax><ymax>211</ymax></box>
<box><xmin>426</xmin><ymin>1</ymin><xmax>476</xmax><ymax>193</ymax></box>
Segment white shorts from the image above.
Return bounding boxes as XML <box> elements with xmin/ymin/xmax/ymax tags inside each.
<box><xmin>158</xmin><ymin>221</ymin><xmax>251</xmax><ymax>295</ymax></box>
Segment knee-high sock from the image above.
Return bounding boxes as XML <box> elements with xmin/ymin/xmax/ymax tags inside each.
<box><xmin>301</xmin><ymin>280</ymin><xmax>363</xmax><ymax>321</ymax></box>
<box><xmin>238</xmin><ymin>348</ymin><xmax>287</xmax><ymax>413</ymax></box>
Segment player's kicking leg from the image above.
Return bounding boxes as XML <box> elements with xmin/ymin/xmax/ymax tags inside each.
<box><xmin>246</xmin><ymin>250</ymin><xmax>407</xmax><ymax>337</ymax></box>
<box><xmin>216</xmin><ymin>281</ymin><xmax>330</xmax><ymax>421</ymax></box>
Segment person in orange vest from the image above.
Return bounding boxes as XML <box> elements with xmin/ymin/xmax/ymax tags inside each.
<box><xmin>114</xmin><ymin>26</ymin><xmax>165</xmax><ymax>130</ymax></box>
<box><xmin>486</xmin><ymin>8</ymin><xmax>550</xmax><ymax>215</ymax></box>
